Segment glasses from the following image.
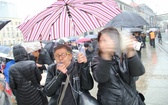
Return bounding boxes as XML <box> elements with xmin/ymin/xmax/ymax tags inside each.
<box><xmin>55</xmin><ymin>52</ymin><xmax>70</xmax><ymax>59</ymax></box>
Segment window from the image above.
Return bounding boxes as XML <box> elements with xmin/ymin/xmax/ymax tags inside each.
<box><xmin>4</xmin><ymin>41</ymin><xmax>6</xmax><ymax>45</ymax></box>
<box><xmin>12</xmin><ymin>33</ymin><xmax>14</xmax><ymax>38</ymax></box>
<box><xmin>9</xmin><ymin>40</ymin><xmax>11</xmax><ymax>44</ymax></box>
<box><xmin>120</xmin><ymin>5</ymin><xmax>122</xmax><ymax>10</ymax></box>
<box><xmin>89</xmin><ymin>32</ymin><xmax>94</xmax><ymax>35</ymax></box>
<box><xmin>8</xmin><ymin>33</ymin><xmax>10</xmax><ymax>38</ymax></box>
<box><xmin>16</xmin><ymin>33</ymin><xmax>19</xmax><ymax>37</ymax></box>
<box><xmin>3</xmin><ymin>33</ymin><xmax>5</xmax><ymax>37</ymax></box>
<box><xmin>13</xmin><ymin>40</ymin><xmax>15</xmax><ymax>44</ymax></box>
<box><xmin>84</xmin><ymin>32</ymin><xmax>87</xmax><ymax>36</ymax></box>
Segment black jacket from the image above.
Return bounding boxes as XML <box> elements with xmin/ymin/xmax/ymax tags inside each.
<box><xmin>43</xmin><ymin>60</ymin><xmax>93</xmax><ymax>105</ymax></box>
<box><xmin>91</xmin><ymin>55</ymin><xmax>145</xmax><ymax>105</ymax></box>
<box><xmin>9</xmin><ymin>45</ymin><xmax>44</xmax><ymax>105</ymax></box>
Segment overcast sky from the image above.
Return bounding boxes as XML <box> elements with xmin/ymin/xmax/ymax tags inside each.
<box><xmin>7</xmin><ymin>0</ymin><xmax>168</xmax><ymax>20</ymax></box>
<box><xmin>121</xmin><ymin>0</ymin><xmax>168</xmax><ymax>14</ymax></box>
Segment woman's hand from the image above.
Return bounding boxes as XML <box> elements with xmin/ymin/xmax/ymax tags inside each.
<box><xmin>126</xmin><ymin>35</ymin><xmax>136</xmax><ymax>58</ymax></box>
<box><xmin>77</xmin><ymin>52</ymin><xmax>87</xmax><ymax>63</ymax></box>
<box><xmin>36</xmin><ymin>63</ymin><xmax>42</xmax><ymax>67</ymax></box>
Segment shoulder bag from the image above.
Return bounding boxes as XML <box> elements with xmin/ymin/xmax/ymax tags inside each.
<box><xmin>58</xmin><ymin>74</ymin><xmax>100</xmax><ymax>105</ymax></box>
<box><xmin>17</xmin><ymin>69</ymin><xmax>48</xmax><ymax>105</ymax></box>
<box><xmin>112</xmin><ymin>65</ymin><xmax>145</xmax><ymax>105</ymax></box>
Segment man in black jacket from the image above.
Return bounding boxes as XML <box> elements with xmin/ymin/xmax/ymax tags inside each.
<box><xmin>43</xmin><ymin>44</ymin><xmax>94</xmax><ymax>105</ymax></box>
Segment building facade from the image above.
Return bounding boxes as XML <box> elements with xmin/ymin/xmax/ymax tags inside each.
<box><xmin>0</xmin><ymin>1</ymin><xmax>23</xmax><ymax>46</ymax></box>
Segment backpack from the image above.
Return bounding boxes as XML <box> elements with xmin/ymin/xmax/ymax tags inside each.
<box><xmin>150</xmin><ymin>32</ymin><xmax>155</xmax><ymax>39</ymax></box>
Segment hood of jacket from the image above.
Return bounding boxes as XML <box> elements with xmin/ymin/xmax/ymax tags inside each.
<box><xmin>13</xmin><ymin>44</ymin><xmax>28</xmax><ymax>62</ymax></box>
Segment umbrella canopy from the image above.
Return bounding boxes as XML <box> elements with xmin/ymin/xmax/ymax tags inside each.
<box><xmin>130</xmin><ymin>28</ymin><xmax>143</xmax><ymax>33</ymax></box>
<box><xmin>56</xmin><ymin>38</ymin><xmax>66</xmax><ymax>44</ymax></box>
<box><xmin>0</xmin><ymin>45</ymin><xmax>13</xmax><ymax>59</ymax></box>
<box><xmin>149</xmin><ymin>28</ymin><xmax>158</xmax><ymax>32</ymax></box>
<box><xmin>61</xmin><ymin>37</ymin><xmax>70</xmax><ymax>42</ymax></box>
<box><xmin>76</xmin><ymin>38</ymin><xmax>91</xmax><ymax>43</ymax></box>
<box><xmin>0</xmin><ymin>20</ymin><xmax>11</xmax><ymax>30</ymax></box>
<box><xmin>18</xmin><ymin>0</ymin><xmax>121</xmax><ymax>41</ymax></box>
<box><xmin>85</xmin><ymin>34</ymin><xmax>97</xmax><ymax>39</ymax></box>
<box><xmin>68</xmin><ymin>36</ymin><xmax>79</xmax><ymax>42</ymax></box>
<box><xmin>106</xmin><ymin>11</ymin><xmax>149</xmax><ymax>28</ymax></box>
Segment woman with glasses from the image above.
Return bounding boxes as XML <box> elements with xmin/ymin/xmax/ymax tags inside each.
<box><xmin>43</xmin><ymin>44</ymin><xmax>93</xmax><ymax>105</ymax></box>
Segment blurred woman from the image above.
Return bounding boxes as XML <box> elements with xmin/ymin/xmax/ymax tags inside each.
<box><xmin>91</xmin><ymin>27</ymin><xmax>145</xmax><ymax>105</ymax></box>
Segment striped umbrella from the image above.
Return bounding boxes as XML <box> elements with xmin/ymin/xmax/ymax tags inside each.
<box><xmin>18</xmin><ymin>0</ymin><xmax>121</xmax><ymax>41</ymax></box>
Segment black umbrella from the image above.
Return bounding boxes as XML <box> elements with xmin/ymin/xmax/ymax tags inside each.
<box><xmin>130</xmin><ymin>28</ymin><xmax>143</xmax><ymax>33</ymax></box>
<box><xmin>106</xmin><ymin>11</ymin><xmax>149</xmax><ymax>28</ymax></box>
<box><xmin>0</xmin><ymin>20</ymin><xmax>11</xmax><ymax>30</ymax></box>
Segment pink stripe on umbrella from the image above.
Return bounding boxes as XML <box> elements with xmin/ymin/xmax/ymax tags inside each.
<box><xmin>18</xmin><ymin>0</ymin><xmax>121</xmax><ymax>41</ymax></box>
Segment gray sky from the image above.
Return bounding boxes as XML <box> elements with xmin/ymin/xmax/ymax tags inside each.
<box><xmin>7</xmin><ymin>0</ymin><xmax>168</xmax><ymax>20</ymax></box>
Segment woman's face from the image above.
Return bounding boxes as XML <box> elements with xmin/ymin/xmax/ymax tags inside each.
<box><xmin>134</xmin><ymin>32</ymin><xmax>139</xmax><ymax>36</ymax></box>
<box><xmin>32</xmin><ymin>50</ymin><xmax>39</xmax><ymax>57</ymax></box>
<box><xmin>54</xmin><ymin>47</ymin><xmax>72</xmax><ymax>67</ymax></box>
<box><xmin>98</xmin><ymin>33</ymin><xmax>116</xmax><ymax>54</ymax></box>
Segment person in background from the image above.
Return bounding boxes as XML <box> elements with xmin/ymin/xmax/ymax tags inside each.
<box><xmin>0</xmin><ymin>57</ymin><xmax>6</xmax><ymax>73</ymax></box>
<box><xmin>141</xmin><ymin>32</ymin><xmax>146</xmax><ymax>48</ymax></box>
<box><xmin>157</xmin><ymin>30</ymin><xmax>162</xmax><ymax>44</ymax></box>
<box><xmin>149</xmin><ymin>31</ymin><xmax>156</xmax><ymax>48</ymax></box>
<box><xmin>29</xmin><ymin>44</ymin><xmax>53</xmax><ymax>74</ymax></box>
<box><xmin>78</xmin><ymin>43</ymin><xmax>86</xmax><ymax>56</ymax></box>
<box><xmin>84</xmin><ymin>43</ymin><xmax>94</xmax><ymax>63</ymax></box>
<box><xmin>71</xmin><ymin>41</ymin><xmax>78</xmax><ymax>50</ymax></box>
<box><xmin>133</xmin><ymin>32</ymin><xmax>143</xmax><ymax>59</ymax></box>
<box><xmin>43</xmin><ymin>44</ymin><xmax>93</xmax><ymax>105</ymax></box>
<box><xmin>0</xmin><ymin>73</ymin><xmax>12</xmax><ymax>105</ymax></box>
<box><xmin>91</xmin><ymin>27</ymin><xmax>145</xmax><ymax>105</ymax></box>
<box><xmin>2</xmin><ymin>58</ymin><xmax>16</xmax><ymax>103</ymax></box>
<box><xmin>3</xmin><ymin>58</ymin><xmax>15</xmax><ymax>84</ymax></box>
<box><xmin>91</xmin><ymin>38</ymin><xmax>98</xmax><ymax>56</ymax></box>
<box><xmin>9</xmin><ymin>44</ymin><xmax>47</xmax><ymax>105</ymax></box>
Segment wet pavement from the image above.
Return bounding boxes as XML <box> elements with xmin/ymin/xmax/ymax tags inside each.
<box><xmin>90</xmin><ymin>33</ymin><xmax>168</xmax><ymax>105</ymax></box>
<box><xmin>136</xmin><ymin>33</ymin><xmax>168</xmax><ymax>105</ymax></box>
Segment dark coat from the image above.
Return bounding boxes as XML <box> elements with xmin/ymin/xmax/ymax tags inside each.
<box><xmin>158</xmin><ymin>31</ymin><xmax>162</xmax><ymax>38</ymax></box>
<box><xmin>9</xmin><ymin>45</ymin><xmax>44</xmax><ymax>105</ymax></box>
<box><xmin>43</xmin><ymin>60</ymin><xmax>93</xmax><ymax>105</ymax></box>
<box><xmin>29</xmin><ymin>49</ymin><xmax>53</xmax><ymax>73</ymax></box>
<box><xmin>91</xmin><ymin>55</ymin><xmax>145</xmax><ymax>105</ymax></box>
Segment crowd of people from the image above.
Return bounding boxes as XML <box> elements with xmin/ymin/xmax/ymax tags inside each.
<box><xmin>0</xmin><ymin>26</ymin><xmax>147</xmax><ymax>105</ymax></box>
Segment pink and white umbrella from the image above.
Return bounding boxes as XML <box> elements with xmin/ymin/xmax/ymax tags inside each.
<box><xmin>18</xmin><ymin>0</ymin><xmax>121</xmax><ymax>41</ymax></box>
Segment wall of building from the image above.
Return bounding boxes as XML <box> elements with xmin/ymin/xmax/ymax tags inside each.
<box><xmin>0</xmin><ymin>1</ymin><xmax>23</xmax><ymax>46</ymax></box>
